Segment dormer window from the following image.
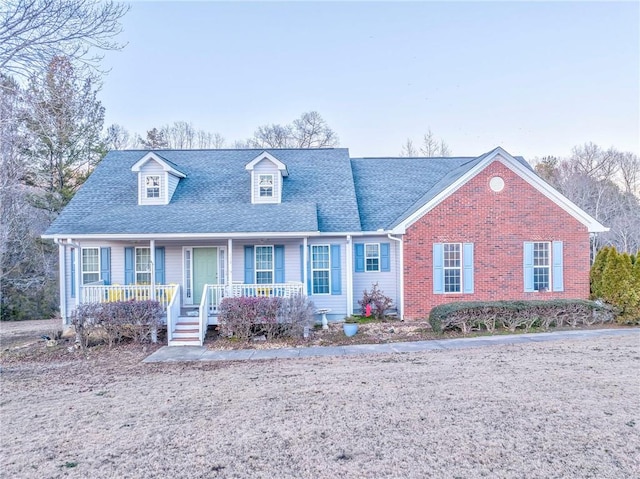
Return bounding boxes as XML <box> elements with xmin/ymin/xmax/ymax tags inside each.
<box><xmin>145</xmin><ymin>175</ymin><xmax>161</xmax><ymax>198</ymax></box>
<box><xmin>245</xmin><ymin>151</ymin><xmax>289</xmax><ymax>204</ymax></box>
<box><xmin>132</xmin><ymin>152</ymin><xmax>186</xmax><ymax>206</ymax></box>
<box><xmin>259</xmin><ymin>174</ymin><xmax>274</xmax><ymax>198</ymax></box>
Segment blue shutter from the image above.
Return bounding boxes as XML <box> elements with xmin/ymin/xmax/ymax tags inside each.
<box><xmin>552</xmin><ymin>241</ymin><xmax>564</xmax><ymax>292</ymax></box>
<box><xmin>331</xmin><ymin>244</ymin><xmax>342</xmax><ymax>295</ymax></box>
<box><xmin>274</xmin><ymin>245</ymin><xmax>285</xmax><ymax>283</ymax></box>
<box><xmin>433</xmin><ymin>243</ymin><xmax>443</xmax><ymax>294</ymax></box>
<box><xmin>155</xmin><ymin>247</ymin><xmax>165</xmax><ymax>284</ymax></box>
<box><xmin>244</xmin><ymin>246</ymin><xmax>254</xmax><ymax>284</ymax></box>
<box><xmin>100</xmin><ymin>247</ymin><xmax>111</xmax><ymax>285</ymax></box>
<box><xmin>354</xmin><ymin>243</ymin><xmax>365</xmax><ymax>272</ymax></box>
<box><xmin>524</xmin><ymin>242</ymin><xmax>534</xmax><ymax>292</ymax></box>
<box><xmin>70</xmin><ymin>248</ymin><xmax>76</xmax><ymax>298</ymax></box>
<box><xmin>124</xmin><ymin>247</ymin><xmax>134</xmax><ymax>285</ymax></box>
<box><xmin>381</xmin><ymin>243</ymin><xmax>390</xmax><ymax>272</ymax></box>
<box><xmin>463</xmin><ymin>243</ymin><xmax>474</xmax><ymax>294</ymax></box>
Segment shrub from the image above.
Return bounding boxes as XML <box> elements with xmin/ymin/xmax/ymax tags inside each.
<box><xmin>70</xmin><ymin>300</ymin><xmax>163</xmax><ymax>349</ymax></box>
<box><xmin>218</xmin><ymin>295</ymin><xmax>315</xmax><ymax>341</ymax></box>
<box><xmin>596</xmin><ymin>247</ymin><xmax>640</xmax><ymax>324</ymax></box>
<box><xmin>358</xmin><ymin>283</ymin><xmax>393</xmax><ymax>320</ymax></box>
<box><xmin>428</xmin><ymin>300</ymin><xmax>613</xmax><ymax>334</ymax></box>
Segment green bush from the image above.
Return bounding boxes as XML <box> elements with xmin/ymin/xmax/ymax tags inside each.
<box><xmin>428</xmin><ymin>299</ymin><xmax>613</xmax><ymax>334</ymax></box>
<box><xmin>592</xmin><ymin>246</ymin><xmax>640</xmax><ymax>324</ymax></box>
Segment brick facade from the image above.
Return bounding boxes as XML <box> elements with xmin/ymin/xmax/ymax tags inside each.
<box><xmin>403</xmin><ymin>158</ymin><xmax>591</xmax><ymax>319</ymax></box>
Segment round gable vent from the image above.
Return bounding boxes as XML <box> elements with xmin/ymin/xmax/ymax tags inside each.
<box><xmin>489</xmin><ymin>176</ymin><xmax>505</xmax><ymax>192</ymax></box>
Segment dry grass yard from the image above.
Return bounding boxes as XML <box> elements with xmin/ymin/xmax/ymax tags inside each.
<box><xmin>1</xmin><ymin>327</ymin><xmax>639</xmax><ymax>478</ymax></box>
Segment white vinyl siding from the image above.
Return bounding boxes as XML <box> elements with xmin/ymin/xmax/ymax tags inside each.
<box><xmin>352</xmin><ymin>236</ymin><xmax>400</xmax><ymax>314</ymax></box>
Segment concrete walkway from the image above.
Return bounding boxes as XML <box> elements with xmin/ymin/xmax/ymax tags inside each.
<box><xmin>143</xmin><ymin>328</ymin><xmax>639</xmax><ymax>363</ymax></box>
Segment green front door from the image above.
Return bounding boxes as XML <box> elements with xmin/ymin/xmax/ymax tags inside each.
<box><xmin>193</xmin><ymin>248</ymin><xmax>218</xmax><ymax>304</ymax></box>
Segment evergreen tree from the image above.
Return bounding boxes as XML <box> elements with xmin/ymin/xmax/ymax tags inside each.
<box><xmin>590</xmin><ymin>246</ymin><xmax>611</xmax><ymax>299</ymax></box>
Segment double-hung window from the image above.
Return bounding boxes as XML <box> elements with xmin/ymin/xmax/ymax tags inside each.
<box><xmin>443</xmin><ymin>243</ymin><xmax>462</xmax><ymax>293</ymax></box>
<box><xmin>259</xmin><ymin>174</ymin><xmax>273</xmax><ymax>198</ymax></box>
<box><xmin>81</xmin><ymin>248</ymin><xmax>100</xmax><ymax>284</ymax></box>
<box><xmin>365</xmin><ymin>243</ymin><xmax>380</xmax><ymax>272</ymax></box>
<box><xmin>311</xmin><ymin>245</ymin><xmax>330</xmax><ymax>294</ymax></box>
<box><xmin>145</xmin><ymin>175</ymin><xmax>160</xmax><ymax>198</ymax></box>
<box><xmin>533</xmin><ymin>242</ymin><xmax>550</xmax><ymax>291</ymax></box>
<box><xmin>135</xmin><ymin>247</ymin><xmax>152</xmax><ymax>284</ymax></box>
<box><xmin>255</xmin><ymin>246</ymin><xmax>273</xmax><ymax>284</ymax></box>
<box><xmin>433</xmin><ymin>242</ymin><xmax>474</xmax><ymax>294</ymax></box>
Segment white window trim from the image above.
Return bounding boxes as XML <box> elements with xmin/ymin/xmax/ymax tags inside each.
<box><xmin>364</xmin><ymin>243</ymin><xmax>380</xmax><ymax>272</ymax></box>
<box><xmin>443</xmin><ymin>242</ymin><xmax>462</xmax><ymax>294</ymax></box>
<box><xmin>255</xmin><ymin>245</ymin><xmax>274</xmax><ymax>284</ymax></box>
<box><xmin>135</xmin><ymin>246</ymin><xmax>152</xmax><ymax>284</ymax></box>
<box><xmin>81</xmin><ymin>247</ymin><xmax>100</xmax><ymax>285</ymax></box>
<box><xmin>144</xmin><ymin>174</ymin><xmax>161</xmax><ymax>199</ymax></box>
<box><xmin>311</xmin><ymin>244</ymin><xmax>331</xmax><ymax>295</ymax></box>
<box><xmin>258</xmin><ymin>174</ymin><xmax>274</xmax><ymax>198</ymax></box>
<box><xmin>532</xmin><ymin>241</ymin><xmax>552</xmax><ymax>292</ymax></box>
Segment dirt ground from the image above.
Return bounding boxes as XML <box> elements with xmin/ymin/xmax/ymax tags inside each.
<box><xmin>1</xmin><ymin>323</ymin><xmax>639</xmax><ymax>479</ymax></box>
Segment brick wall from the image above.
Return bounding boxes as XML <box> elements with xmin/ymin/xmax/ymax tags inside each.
<box><xmin>403</xmin><ymin>158</ymin><xmax>591</xmax><ymax>319</ymax></box>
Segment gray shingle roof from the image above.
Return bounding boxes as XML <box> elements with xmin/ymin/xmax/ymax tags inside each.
<box><xmin>45</xmin><ymin>149</ymin><xmax>360</xmax><ymax>235</ymax></box>
<box><xmin>45</xmin><ymin>146</ymin><xmax>533</xmax><ymax>236</ymax></box>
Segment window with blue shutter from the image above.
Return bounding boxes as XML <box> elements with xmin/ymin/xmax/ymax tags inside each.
<box><xmin>154</xmin><ymin>247</ymin><xmax>165</xmax><ymax>284</ymax></box>
<box><xmin>433</xmin><ymin>243</ymin><xmax>474</xmax><ymax>294</ymax></box>
<box><xmin>244</xmin><ymin>246</ymin><xmax>254</xmax><ymax>284</ymax></box>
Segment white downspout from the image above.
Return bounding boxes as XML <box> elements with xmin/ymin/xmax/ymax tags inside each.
<box><xmin>388</xmin><ymin>233</ymin><xmax>404</xmax><ymax>320</ymax></box>
<box><xmin>54</xmin><ymin>239</ymin><xmax>67</xmax><ymax>325</ymax></box>
<box><xmin>303</xmin><ymin>237</ymin><xmax>308</xmax><ymax>294</ymax></box>
<box><xmin>74</xmin><ymin>239</ymin><xmax>81</xmax><ymax>304</ymax></box>
<box><xmin>346</xmin><ymin>235</ymin><xmax>353</xmax><ymax>316</ymax></box>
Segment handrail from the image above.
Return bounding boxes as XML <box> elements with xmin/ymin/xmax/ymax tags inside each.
<box><xmin>80</xmin><ymin>284</ymin><xmax>174</xmax><ymax>311</ymax></box>
<box><xmin>198</xmin><ymin>284</ymin><xmax>210</xmax><ymax>344</ymax></box>
<box><xmin>166</xmin><ymin>284</ymin><xmax>180</xmax><ymax>343</ymax></box>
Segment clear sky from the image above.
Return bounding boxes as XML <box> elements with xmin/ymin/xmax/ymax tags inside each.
<box><xmin>100</xmin><ymin>1</ymin><xmax>640</xmax><ymax>159</ymax></box>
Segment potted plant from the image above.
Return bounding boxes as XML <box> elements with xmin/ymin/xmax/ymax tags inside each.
<box><xmin>343</xmin><ymin>316</ymin><xmax>359</xmax><ymax>337</ymax></box>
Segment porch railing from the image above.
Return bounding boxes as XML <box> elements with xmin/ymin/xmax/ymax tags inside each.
<box><xmin>199</xmin><ymin>281</ymin><xmax>305</xmax><ymax>322</ymax></box>
<box><xmin>80</xmin><ymin>284</ymin><xmax>178</xmax><ymax>312</ymax></box>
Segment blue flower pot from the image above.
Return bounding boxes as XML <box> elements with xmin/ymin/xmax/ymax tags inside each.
<box><xmin>343</xmin><ymin>323</ymin><xmax>359</xmax><ymax>337</ymax></box>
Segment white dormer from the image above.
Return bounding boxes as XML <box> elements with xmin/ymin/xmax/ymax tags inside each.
<box><xmin>131</xmin><ymin>152</ymin><xmax>186</xmax><ymax>205</ymax></box>
<box><xmin>245</xmin><ymin>151</ymin><xmax>288</xmax><ymax>204</ymax></box>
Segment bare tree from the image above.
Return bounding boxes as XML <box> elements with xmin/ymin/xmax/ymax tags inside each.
<box><xmin>195</xmin><ymin>130</ymin><xmax>225</xmax><ymax>149</ymax></box>
<box><xmin>399</xmin><ymin>139</ymin><xmax>417</xmax><ymax>157</ymax></box>
<box><xmin>162</xmin><ymin>121</ymin><xmax>196</xmax><ymax>149</ymax></box>
<box><xmin>617</xmin><ymin>151</ymin><xmax>639</xmax><ymax>196</ymax></box>
<box><xmin>248</xmin><ymin>111</ymin><xmax>339</xmax><ymax>149</ymax></box>
<box><xmin>0</xmin><ymin>0</ymin><xmax>129</xmax><ymax>78</ymax></box>
<box><xmin>400</xmin><ymin>128</ymin><xmax>451</xmax><ymax>157</ymax></box>
<box><xmin>104</xmin><ymin>123</ymin><xmax>132</xmax><ymax>150</ymax></box>
<box><xmin>138</xmin><ymin>127</ymin><xmax>168</xmax><ymax>150</ymax></box>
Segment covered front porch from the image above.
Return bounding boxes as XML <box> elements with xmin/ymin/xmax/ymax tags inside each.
<box><xmin>80</xmin><ymin>281</ymin><xmax>305</xmax><ymax>346</ymax></box>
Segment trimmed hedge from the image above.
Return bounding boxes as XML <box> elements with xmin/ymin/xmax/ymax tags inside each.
<box><xmin>428</xmin><ymin>299</ymin><xmax>614</xmax><ymax>334</ymax></box>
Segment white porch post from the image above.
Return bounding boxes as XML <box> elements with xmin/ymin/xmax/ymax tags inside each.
<box><xmin>150</xmin><ymin>239</ymin><xmax>156</xmax><ymax>300</ymax></box>
<box><xmin>303</xmin><ymin>237</ymin><xmax>308</xmax><ymax>294</ymax></box>
<box><xmin>74</xmin><ymin>240</ymin><xmax>81</xmax><ymax>303</ymax></box>
<box><xmin>58</xmin><ymin>242</ymin><xmax>67</xmax><ymax>324</ymax></box>
<box><xmin>227</xmin><ymin>238</ymin><xmax>233</xmax><ymax>296</ymax></box>
<box><xmin>346</xmin><ymin>235</ymin><xmax>353</xmax><ymax>316</ymax></box>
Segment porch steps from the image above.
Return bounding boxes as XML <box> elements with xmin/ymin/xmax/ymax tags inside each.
<box><xmin>168</xmin><ymin>319</ymin><xmax>202</xmax><ymax>346</ymax></box>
